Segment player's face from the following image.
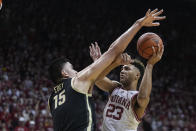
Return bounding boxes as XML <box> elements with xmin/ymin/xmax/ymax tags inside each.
<box><xmin>120</xmin><ymin>64</ymin><xmax>140</xmax><ymax>87</ymax></box>
<box><xmin>62</xmin><ymin>62</ymin><xmax>78</xmax><ymax>78</ymax></box>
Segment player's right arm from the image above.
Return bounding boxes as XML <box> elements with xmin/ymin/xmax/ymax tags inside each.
<box><xmin>135</xmin><ymin>44</ymin><xmax>164</xmax><ymax>119</ymax></box>
<box><xmin>89</xmin><ymin>43</ymin><xmax>131</xmax><ymax>93</ymax></box>
<box><xmin>73</xmin><ymin>9</ymin><xmax>166</xmax><ymax>94</ymax></box>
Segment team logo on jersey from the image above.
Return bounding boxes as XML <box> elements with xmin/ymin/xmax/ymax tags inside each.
<box><xmin>110</xmin><ymin>95</ymin><xmax>131</xmax><ymax>110</ymax></box>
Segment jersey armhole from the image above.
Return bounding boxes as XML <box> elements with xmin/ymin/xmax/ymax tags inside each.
<box><xmin>71</xmin><ymin>77</ymin><xmax>92</xmax><ymax>97</ymax></box>
<box><xmin>131</xmin><ymin>93</ymin><xmax>146</xmax><ymax>122</ymax></box>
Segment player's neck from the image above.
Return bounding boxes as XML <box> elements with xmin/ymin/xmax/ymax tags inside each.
<box><xmin>122</xmin><ymin>81</ymin><xmax>137</xmax><ymax>91</ymax></box>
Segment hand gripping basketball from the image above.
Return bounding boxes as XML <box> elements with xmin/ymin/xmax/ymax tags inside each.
<box><xmin>137</xmin><ymin>32</ymin><xmax>163</xmax><ymax>59</ymax></box>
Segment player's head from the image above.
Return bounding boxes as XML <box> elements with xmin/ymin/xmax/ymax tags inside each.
<box><xmin>49</xmin><ymin>58</ymin><xmax>77</xmax><ymax>84</ymax></box>
<box><xmin>120</xmin><ymin>59</ymin><xmax>144</xmax><ymax>90</ymax></box>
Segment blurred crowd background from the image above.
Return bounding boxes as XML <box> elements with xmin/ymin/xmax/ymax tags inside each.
<box><xmin>0</xmin><ymin>0</ymin><xmax>196</xmax><ymax>130</ymax></box>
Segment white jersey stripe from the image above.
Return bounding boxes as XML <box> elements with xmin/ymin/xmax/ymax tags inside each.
<box><xmin>86</xmin><ymin>95</ymin><xmax>92</xmax><ymax>131</ymax></box>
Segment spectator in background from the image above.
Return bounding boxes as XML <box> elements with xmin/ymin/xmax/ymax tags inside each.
<box><xmin>14</xmin><ymin>117</ymin><xmax>28</xmax><ymax>131</ymax></box>
<box><xmin>23</xmin><ymin>76</ymin><xmax>33</xmax><ymax>89</ymax></box>
<box><xmin>0</xmin><ymin>0</ymin><xmax>196</xmax><ymax>130</ymax></box>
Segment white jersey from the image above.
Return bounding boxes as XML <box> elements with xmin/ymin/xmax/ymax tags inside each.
<box><xmin>102</xmin><ymin>88</ymin><xmax>141</xmax><ymax>131</ymax></box>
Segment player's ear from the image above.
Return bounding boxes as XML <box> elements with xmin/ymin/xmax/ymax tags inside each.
<box><xmin>61</xmin><ymin>71</ymin><xmax>69</xmax><ymax>78</ymax></box>
<box><xmin>135</xmin><ymin>73</ymin><xmax>140</xmax><ymax>80</ymax></box>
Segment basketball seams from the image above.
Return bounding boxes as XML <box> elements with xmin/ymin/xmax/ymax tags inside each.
<box><xmin>138</xmin><ymin>37</ymin><xmax>151</xmax><ymax>50</ymax></box>
<box><xmin>137</xmin><ymin>37</ymin><xmax>152</xmax><ymax>58</ymax></box>
<box><xmin>140</xmin><ymin>44</ymin><xmax>158</xmax><ymax>59</ymax></box>
<box><xmin>137</xmin><ymin>33</ymin><xmax>163</xmax><ymax>59</ymax></box>
<box><xmin>137</xmin><ymin>33</ymin><xmax>162</xmax><ymax>59</ymax></box>
<box><xmin>143</xmin><ymin>46</ymin><xmax>158</xmax><ymax>58</ymax></box>
<box><xmin>142</xmin><ymin>45</ymin><xmax>158</xmax><ymax>54</ymax></box>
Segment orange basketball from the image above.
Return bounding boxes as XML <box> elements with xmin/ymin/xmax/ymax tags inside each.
<box><xmin>0</xmin><ymin>0</ymin><xmax>2</xmax><ymax>10</ymax></box>
<box><xmin>137</xmin><ymin>32</ymin><xmax>163</xmax><ymax>59</ymax></box>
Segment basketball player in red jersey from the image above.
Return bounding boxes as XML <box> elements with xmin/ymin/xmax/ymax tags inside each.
<box><xmin>89</xmin><ymin>40</ymin><xmax>164</xmax><ymax>131</ymax></box>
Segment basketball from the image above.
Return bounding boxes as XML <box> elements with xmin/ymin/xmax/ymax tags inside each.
<box><xmin>137</xmin><ymin>32</ymin><xmax>163</xmax><ymax>59</ymax></box>
<box><xmin>0</xmin><ymin>0</ymin><xmax>2</xmax><ymax>10</ymax></box>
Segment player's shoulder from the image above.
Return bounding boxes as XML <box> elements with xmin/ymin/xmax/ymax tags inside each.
<box><xmin>127</xmin><ymin>90</ymin><xmax>139</xmax><ymax>100</ymax></box>
<box><xmin>108</xmin><ymin>81</ymin><xmax>122</xmax><ymax>94</ymax></box>
<box><xmin>71</xmin><ymin>76</ymin><xmax>92</xmax><ymax>95</ymax></box>
<box><xmin>110</xmin><ymin>85</ymin><xmax>121</xmax><ymax>94</ymax></box>
<box><xmin>61</xmin><ymin>78</ymin><xmax>72</xmax><ymax>85</ymax></box>
<box><xmin>129</xmin><ymin>90</ymin><xmax>139</xmax><ymax>94</ymax></box>
<box><xmin>129</xmin><ymin>90</ymin><xmax>138</xmax><ymax>95</ymax></box>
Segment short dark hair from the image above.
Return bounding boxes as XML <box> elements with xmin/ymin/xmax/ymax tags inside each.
<box><xmin>48</xmin><ymin>58</ymin><xmax>70</xmax><ymax>84</ymax></box>
<box><xmin>132</xmin><ymin>59</ymin><xmax>145</xmax><ymax>90</ymax></box>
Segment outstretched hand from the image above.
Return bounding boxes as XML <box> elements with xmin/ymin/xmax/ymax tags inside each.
<box><xmin>138</xmin><ymin>8</ymin><xmax>166</xmax><ymax>27</ymax></box>
<box><xmin>115</xmin><ymin>53</ymin><xmax>133</xmax><ymax>65</ymax></box>
<box><xmin>147</xmin><ymin>43</ymin><xmax>164</xmax><ymax>66</ymax></box>
<box><xmin>89</xmin><ymin>42</ymin><xmax>102</xmax><ymax>62</ymax></box>
<box><xmin>89</xmin><ymin>43</ymin><xmax>133</xmax><ymax>65</ymax></box>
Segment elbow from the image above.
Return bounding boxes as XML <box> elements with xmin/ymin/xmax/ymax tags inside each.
<box><xmin>95</xmin><ymin>79</ymin><xmax>102</xmax><ymax>85</ymax></box>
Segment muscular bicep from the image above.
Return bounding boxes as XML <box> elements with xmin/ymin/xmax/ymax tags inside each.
<box><xmin>72</xmin><ymin>50</ymin><xmax>118</xmax><ymax>94</ymax></box>
<box><xmin>137</xmin><ymin>94</ymin><xmax>150</xmax><ymax>108</ymax></box>
<box><xmin>77</xmin><ymin>50</ymin><xmax>118</xmax><ymax>82</ymax></box>
<box><xmin>96</xmin><ymin>78</ymin><xmax>119</xmax><ymax>93</ymax></box>
<box><xmin>132</xmin><ymin>95</ymin><xmax>149</xmax><ymax>120</ymax></box>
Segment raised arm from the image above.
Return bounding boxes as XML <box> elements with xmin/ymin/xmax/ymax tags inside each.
<box><xmin>109</xmin><ymin>9</ymin><xmax>165</xmax><ymax>51</ymax></box>
<box><xmin>135</xmin><ymin>44</ymin><xmax>164</xmax><ymax>118</ymax></box>
<box><xmin>73</xmin><ymin>9</ymin><xmax>166</xmax><ymax>94</ymax></box>
<box><xmin>89</xmin><ymin>43</ymin><xmax>132</xmax><ymax>93</ymax></box>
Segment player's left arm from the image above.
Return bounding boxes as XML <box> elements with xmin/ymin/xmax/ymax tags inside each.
<box><xmin>89</xmin><ymin>43</ymin><xmax>132</xmax><ymax>93</ymax></box>
<box><xmin>135</xmin><ymin>44</ymin><xmax>164</xmax><ymax>119</ymax></box>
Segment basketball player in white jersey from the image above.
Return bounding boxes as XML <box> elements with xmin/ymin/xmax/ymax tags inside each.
<box><xmin>89</xmin><ymin>40</ymin><xmax>164</xmax><ymax>131</ymax></box>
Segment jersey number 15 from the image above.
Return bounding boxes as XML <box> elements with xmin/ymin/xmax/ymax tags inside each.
<box><xmin>53</xmin><ymin>89</ymin><xmax>66</xmax><ymax>109</ymax></box>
